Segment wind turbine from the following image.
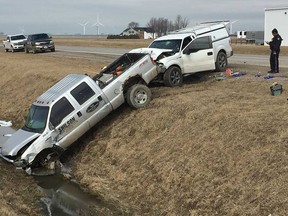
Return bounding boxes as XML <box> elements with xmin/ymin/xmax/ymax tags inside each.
<box><xmin>79</xmin><ymin>21</ymin><xmax>89</xmax><ymax>35</ymax></box>
<box><xmin>92</xmin><ymin>16</ymin><xmax>104</xmax><ymax>35</ymax></box>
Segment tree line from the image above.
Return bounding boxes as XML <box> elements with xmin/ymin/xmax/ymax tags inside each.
<box><xmin>128</xmin><ymin>15</ymin><xmax>189</xmax><ymax>36</ymax></box>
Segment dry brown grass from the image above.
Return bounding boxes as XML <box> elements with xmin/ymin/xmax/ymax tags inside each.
<box><xmin>0</xmin><ymin>51</ymin><xmax>106</xmax><ymax>215</ymax></box>
<box><xmin>0</xmin><ymin>162</ymin><xmax>42</xmax><ymax>216</ymax></box>
<box><xmin>53</xmin><ymin>37</ymin><xmax>152</xmax><ymax>49</ymax></box>
<box><xmin>1</xmin><ymin>47</ymin><xmax>288</xmax><ymax>215</ymax></box>
<box><xmin>73</xmin><ymin>66</ymin><xmax>288</xmax><ymax>215</ymax></box>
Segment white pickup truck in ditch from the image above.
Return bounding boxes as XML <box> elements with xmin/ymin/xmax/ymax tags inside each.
<box><xmin>0</xmin><ymin>52</ymin><xmax>157</xmax><ymax>173</ymax></box>
<box><xmin>131</xmin><ymin>22</ymin><xmax>233</xmax><ymax>87</ymax></box>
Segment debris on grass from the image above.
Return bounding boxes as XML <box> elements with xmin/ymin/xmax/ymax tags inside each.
<box><xmin>270</xmin><ymin>82</ymin><xmax>283</xmax><ymax>96</ymax></box>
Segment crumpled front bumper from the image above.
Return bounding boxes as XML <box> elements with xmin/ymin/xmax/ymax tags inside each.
<box><xmin>157</xmin><ymin>63</ymin><xmax>167</xmax><ymax>73</ymax></box>
<box><xmin>0</xmin><ymin>149</ymin><xmax>14</xmax><ymax>163</ymax></box>
<box><xmin>0</xmin><ymin>147</ymin><xmax>29</xmax><ymax>169</ymax></box>
<box><xmin>13</xmin><ymin>159</ymin><xmax>28</xmax><ymax>168</ymax></box>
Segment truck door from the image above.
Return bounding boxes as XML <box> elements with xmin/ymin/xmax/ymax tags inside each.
<box><xmin>182</xmin><ymin>36</ymin><xmax>215</xmax><ymax>73</ymax></box>
<box><xmin>49</xmin><ymin>96</ymin><xmax>82</xmax><ymax>148</ymax></box>
<box><xmin>69</xmin><ymin>81</ymin><xmax>113</xmax><ymax>130</ymax></box>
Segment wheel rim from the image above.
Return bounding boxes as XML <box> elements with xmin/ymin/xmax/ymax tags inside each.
<box><xmin>134</xmin><ymin>90</ymin><xmax>148</xmax><ymax>104</ymax></box>
<box><xmin>218</xmin><ymin>54</ymin><xmax>227</xmax><ymax>68</ymax></box>
<box><xmin>170</xmin><ymin>69</ymin><xmax>181</xmax><ymax>85</ymax></box>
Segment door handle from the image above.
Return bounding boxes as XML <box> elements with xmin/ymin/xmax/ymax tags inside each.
<box><xmin>207</xmin><ymin>52</ymin><xmax>213</xmax><ymax>56</ymax></box>
<box><xmin>77</xmin><ymin>111</ymin><xmax>82</xmax><ymax>117</ymax></box>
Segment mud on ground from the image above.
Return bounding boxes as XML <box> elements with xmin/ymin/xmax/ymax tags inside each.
<box><xmin>1</xmin><ymin>47</ymin><xmax>288</xmax><ymax>215</ymax></box>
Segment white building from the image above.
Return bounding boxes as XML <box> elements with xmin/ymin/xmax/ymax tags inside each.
<box><xmin>237</xmin><ymin>31</ymin><xmax>247</xmax><ymax>39</ymax></box>
<box><xmin>120</xmin><ymin>27</ymin><xmax>157</xmax><ymax>39</ymax></box>
<box><xmin>265</xmin><ymin>7</ymin><xmax>288</xmax><ymax>46</ymax></box>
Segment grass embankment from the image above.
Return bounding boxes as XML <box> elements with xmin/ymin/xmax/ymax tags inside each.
<box><xmin>73</xmin><ymin>67</ymin><xmax>288</xmax><ymax>215</ymax></box>
<box><xmin>0</xmin><ymin>52</ymin><xmax>104</xmax><ymax>215</ymax></box>
<box><xmin>1</xmin><ymin>42</ymin><xmax>288</xmax><ymax>215</ymax></box>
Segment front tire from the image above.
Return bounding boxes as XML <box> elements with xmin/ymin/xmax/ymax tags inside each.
<box><xmin>215</xmin><ymin>52</ymin><xmax>227</xmax><ymax>72</ymax></box>
<box><xmin>163</xmin><ymin>66</ymin><xmax>183</xmax><ymax>87</ymax></box>
<box><xmin>51</xmin><ymin>47</ymin><xmax>55</xmax><ymax>52</ymax></box>
<box><xmin>32</xmin><ymin>149</ymin><xmax>59</xmax><ymax>169</ymax></box>
<box><xmin>126</xmin><ymin>84</ymin><xmax>151</xmax><ymax>109</ymax></box>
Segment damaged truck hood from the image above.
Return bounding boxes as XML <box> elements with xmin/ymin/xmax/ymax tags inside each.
<box><xmin>0</xmin><ymin>128</ymin><xmax>40</xmax><ymax>158</ymax></box>
<box><xmin>129</xmin><ymin>48</ymin><xmax>174</xmax><ymax>61</ymax></box>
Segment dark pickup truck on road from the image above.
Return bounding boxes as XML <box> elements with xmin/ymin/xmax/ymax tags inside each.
<box><xmin>25</xmin><ymin>33</ymin><xmax>55</xmax><ymax>54</ymax></box>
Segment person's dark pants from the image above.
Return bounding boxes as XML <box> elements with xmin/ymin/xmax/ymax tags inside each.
<box><xmin>270</xmin><ymin>51</ymin><xmax>280</xmax><ymax>72</ymax></box>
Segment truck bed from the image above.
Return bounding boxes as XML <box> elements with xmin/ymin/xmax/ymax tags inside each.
<box><xmin>93</xmin><ymin>53</ymin><xmax>148</xmax><ymax>88</ymax></box>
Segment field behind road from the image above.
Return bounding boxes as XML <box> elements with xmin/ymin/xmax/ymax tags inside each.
<box><xmin>1</xmin><ymin>39</ymin><xmax>288</xmax><ymax>215</ymax></box>
<box><xmin>53</xmin><ymin>36</ymin><xmax>288</xmax><ymax>56</ymax></box>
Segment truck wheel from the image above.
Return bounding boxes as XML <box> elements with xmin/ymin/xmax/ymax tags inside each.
<box><xmin>215</xmin><ymin>52</ymin><xmax>227</xmax><ymax>72</ymax></box>
<box><xmin>51</xmin><ymin>47</ymin><xmax>55</xmax><ymax>52</ymax></box>
<box><xmin>5</xmin><ymin>49</ymin><xmax>8</xmax><ymax>52</ymax></box>
<box><xmin>126</xmin><ymin>84</ymin><xmax>151</xmax><ymax>109</ymax></box>
<box><xmin>32</xmin><ymin>149</ymin><xmax>59</xmax><ymax>168</ymax></box>
<box><xmin>163</xmin><ymin>66</ymin><xmax>183</xmax><ymax>87</ymax></box>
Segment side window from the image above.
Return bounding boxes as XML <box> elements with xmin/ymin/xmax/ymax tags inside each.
<box><xmin>70</xmin><ymin>82</ymin><xmax>95</xmax><ymax>105</ymax></box>
<box><xmin>50</xmin><ymin>97</ymin><xmax>74</xmax><ymax>127</ymax></box>
<box><xmin>181</xmin><ymin>36</ymin><xmax>192</xmax><ymax>50</ymax></box>
<box><xmin>188</xmin><ymin>36</ymin><xmax>212</xmax><ymax>51</ymax></box>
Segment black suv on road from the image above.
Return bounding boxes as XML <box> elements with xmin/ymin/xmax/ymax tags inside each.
<box><xmin>25</xmin><ymin>33</ymin><xmax>55</xmax><ymax>54</ymax></box>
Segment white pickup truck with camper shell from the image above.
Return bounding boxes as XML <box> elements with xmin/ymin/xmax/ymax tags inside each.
<box><xmin>130</xmin><ymin>22</ymin><xmax>233</xmax><ymax>87</ymax></box>
<box><xmin>0</xmin><ymin>52</ymin><xmax>157</xmax><ymax>174</ymax></box>
<box><xmin>3</xmin><ymin>34</ymin><xmax>27</xmax><ymax>52</ymax></box>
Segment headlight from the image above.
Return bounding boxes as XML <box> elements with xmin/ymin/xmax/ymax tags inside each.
<box><xmin>35</xmin><ymin>42</ymin><xmax>40</xmax><ymax>45</ymax></box>
<box><xmin>50</xmin><ymin>41</ymin><xmax>54</xmax><ymax>44</ymax></box>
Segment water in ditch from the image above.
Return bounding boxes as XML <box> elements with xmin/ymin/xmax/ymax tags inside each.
<box><xmin>34</xmin><ymin>163</ymin><xmax>121</xmax><ymax>216</ymax></box>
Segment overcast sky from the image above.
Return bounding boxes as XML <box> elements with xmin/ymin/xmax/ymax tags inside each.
<box><xmin>0</xmin><ymin>0</ymin><xmax>287</xmax><ymax>35</ymax></box>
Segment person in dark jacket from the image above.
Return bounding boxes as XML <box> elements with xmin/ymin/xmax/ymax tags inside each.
<box><xmin>266</xmin><ymin>28</ymin><xmax>282</xmax><ymax>73</ymax></box>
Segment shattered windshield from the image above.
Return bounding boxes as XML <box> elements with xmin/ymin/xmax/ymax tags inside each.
<box><xmin>23</xmin><ymin>105</ymin><xmax>49</xmax><ymax>133</ymax></box>
<box><xmin>149</xmin><ymin>39</ymin><xmax>182</xmax><ymax>52</ymax></box>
